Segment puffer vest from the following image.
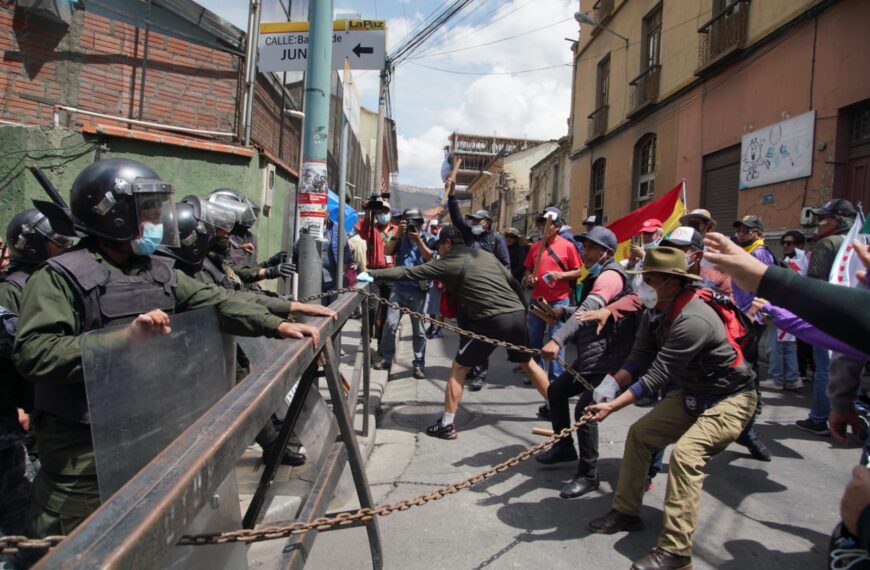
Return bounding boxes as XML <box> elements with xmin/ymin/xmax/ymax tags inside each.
<box><xmin>571</xmin><ymin>260</ymin><xmax>640</xmax><ymax>376</ymax></box>
<box><xmin>38</xmin><ymin>248</ymin><xmax>177</xmax><ymax>423</ymax></box>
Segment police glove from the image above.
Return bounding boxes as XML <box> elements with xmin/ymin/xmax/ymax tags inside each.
<box><xmin>264</xmin><ymin>261</ymin><xmax>296</xmax><ymax>279</ymax></box>
<box><xmin>593</xmin><ymin>374</ymin><xmax>620</xmax><ymax>403</ymax></box>
<box><xmin>264</xmin><ymin>251</ymin><xmax>288</xmax><ymax>268</ymax></box>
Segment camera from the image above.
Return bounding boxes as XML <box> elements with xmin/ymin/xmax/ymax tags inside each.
<box><xmin>364</xmin><ymin>194</ymin><xmax>386</xmax><ymax>211</ymax></box>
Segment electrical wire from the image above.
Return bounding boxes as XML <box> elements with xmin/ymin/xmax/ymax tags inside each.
<box><xmin>408</xmin><ymin>17</ymin><xmax>573</xmax><ymax>59</ymax></box>
<box><xmin>410</xmin><ymin>62</ymin><xmax>571</xmax><ymax>75</ymax></box>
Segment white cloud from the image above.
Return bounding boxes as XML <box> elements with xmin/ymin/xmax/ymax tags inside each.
<box><xmin>396</xmin><ymin>125</ymin><xmax>451</xmax><ymax>186</ymax></box>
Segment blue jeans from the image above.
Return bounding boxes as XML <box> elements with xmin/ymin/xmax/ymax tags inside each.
<box><xmin>810</xmin><ymin>345</ymin><xmax>831</xmax><ymax>423</ymax></box>
<box><xmin>766</xmin><ymin>327</ymin><xmax>799</xmax><ymax>383</ymax></box>
<box><xmin>527</xmin><ymin>298</ymin><xmax>570</xmax><ymax>383</ymax></box>
<box><xmin>380</xmin><ymin>287</ymin><xmax>427</xmax><ymax>368</ymax></box>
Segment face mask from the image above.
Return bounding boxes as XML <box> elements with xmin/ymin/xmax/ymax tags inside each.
<box><xmin>213</xmin><ymin>235</ymin><xmax>230</xmax><ymax>253</ymax></box>
<box><xmin>583</xmin><ymin>254</ymin><xmax>609</xmax><ymax>277</ymax></box>
<box><xmin>131</xmin><ymin>222</ymin><xmax>163</xmax><ymax>256</ymax></box>
<box><xmin>636</xmin><ymin>280</ymin><xmax>659</xmax><ymax>309</ymax></box>
<box><xmin>686</xmin><ymin>252</ymin><xmax>701</xmax><ymax>269</ymax></box>
<box><xmin>377</xmin><ymin>213</ymin><xmax>391</xmax><ymax>225</ymax></box>
<box><xmin>643</xmin><ymin>240</ymin><xmax>660</xmax><ymax>251</ymax></box>
<box><xmin>471</xmin><ymin>225</ymin><xmax>485</xmax><ymax>236</ymax></box>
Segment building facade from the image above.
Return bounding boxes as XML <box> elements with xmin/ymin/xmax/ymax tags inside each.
<box><xmin>569</xmin><ymin>0</ymin><xmax>870</xmax><ymax>237</ymax></box>
<box><xmin>528</xmin><ymin>137</ymin><xmax>573</xmax><ymax>229</ymax></box>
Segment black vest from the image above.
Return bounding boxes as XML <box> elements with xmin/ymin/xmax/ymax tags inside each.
<box><xmin>202</xmin><ymin>257</ymin><xmax>239</xmax><ymax>291</ymax></box>
<box><xmin>37</xmin><ymin>248</ymin><xmax>177</xmax><ymax>423</ymax></box>
<box><xmin>2</xmin><ymin>270</ymin><xmax>28</xmax><ymax>291</ymax></box>
<box><xmin>571</xmin><ymin>260</ymin><xmax>641</xmax><ymax>376</ymax></box>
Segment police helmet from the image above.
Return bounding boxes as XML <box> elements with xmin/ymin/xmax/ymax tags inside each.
<box><xmin>208</xmin><ymin>188</ymin><xmax>257</xmax><ymax>230</ymax></box>
<box><xmin>69</xmin><ymin>158</ymin><xmax>180</xmax><ymax>247</ymax></box>
<box><xmin>158</xmin><ymin>195</ymin><xmax>235</xmax><ymax>267</ymax></box>
<box><xmin>5</xmin><ymin>208</ymin><xmax>72</xmax><ymax>264</ymax></box>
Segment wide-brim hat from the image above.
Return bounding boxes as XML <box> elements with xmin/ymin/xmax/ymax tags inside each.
<box><xmin>680</xmin><ymin>208</ymin><xmax>714</xmax><ymax>225</ymax></box>
<box><xmin>626</xmin><ymin>246</ymin><xmax>702</xmax><ymax>280</ymax></box>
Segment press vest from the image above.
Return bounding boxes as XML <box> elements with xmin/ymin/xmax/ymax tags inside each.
<box><xmin>37</xmin><ymin>249</ymin><xmax>177</xmax><ymax>423</ymax></box>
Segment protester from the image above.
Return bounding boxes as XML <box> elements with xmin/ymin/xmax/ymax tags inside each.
<box><xmin>360</xmin><ymin>196</ymin><xmax>398</xmax><ymax>350</ymax></box>
<box><xmin>374</xmin><ymin>208</ymin><xmax>432</xmax><ymax>379</ymax></box>
<box><xmin>780</xmin><ymin>230</ymin><xmax>814</xmax><ymax>380</ymax></box>
<box><xmin>523</xmin><ymin>207</ymin><xmax>582</xmax><ymax>411</ymax></box>
<box><xmin>360</xmin><ymin>225</ymin><xmax>550</xmax><ymax>439</ymax></box>
<box><xmin>797</xmin><ymin>199</ymin><xmax>859</xmax><ymax>436</ymax></box>
<box><xmin>504</xmin><ymin>227</ymin><xmax>529</xmax><ymax>284</ymax></box>
<box><xmin>585</xmin><ymin>247</ymin><xmax>758</xmax><ymax>570</ymax></box>
<box><xmin>535</xmin><ymin>227</ymin><xmax>641</xmax><ymax>499</ymax></box>
<box><xmin>623</xmin><ymin>218</ymin><xmax>664</xmax><ymax>292</ymax></box>
<box><xmin>679</xmin><ymin>208</ymin><xmax>717</xmax><ymax>236</ymax></box>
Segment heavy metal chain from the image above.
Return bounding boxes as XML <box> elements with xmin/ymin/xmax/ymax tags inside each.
<box><xmin>299</xmin><ymin>287</ymin><xmax>596</xmax><ymax>393</ymax></box>
<box><xmin>1</xmin><ymin>287</ymin><xmax>596</xmax><ymax>555</ymax></box>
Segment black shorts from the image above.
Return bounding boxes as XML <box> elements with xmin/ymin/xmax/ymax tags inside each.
<box><xmin>455</xmin><ymin>310</ymin><xmax>532</xmax><ymax>367</ymax></box>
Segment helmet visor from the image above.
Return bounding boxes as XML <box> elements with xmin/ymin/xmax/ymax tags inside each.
<box><xmin>32</xmin><ymin>214</ymin><xmax>74</xmax><ymax>248</ymax></box>
<box><xmin>134</xmin><ymin>192</ymin><xmax>180</xmax><ymax>247</ymax></box>
<box><xmin>202</xmin><ymin>201</ymin><xmax>236</xmax><ymax>232</ymax></box>
<box><xmin>210</xmin><ymin>195</ymin><xmax>256</xmax><ymax>228</ymax></box>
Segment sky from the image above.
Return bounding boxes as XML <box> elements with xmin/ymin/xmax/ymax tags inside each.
<box><xmin>198</xmin><ymin>0</ymin><xmax>578</xmax><ymax>187</ymax></box>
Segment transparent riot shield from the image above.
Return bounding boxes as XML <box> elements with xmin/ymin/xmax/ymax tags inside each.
<box><xmin>81</xmin><ymin>307</ymin><xmax>245</xmax><ymax>569</ymax></box>
<box><xmin>237</xmin><ymin>336</ymin><xmax>299</xmax><ymax>417</ymax></box>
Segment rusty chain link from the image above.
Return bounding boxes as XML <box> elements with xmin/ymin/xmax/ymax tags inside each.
<box><xmin>2</xmin><ymin>287</ymin><xmax>597</xmax><ymax>554</ymax></box>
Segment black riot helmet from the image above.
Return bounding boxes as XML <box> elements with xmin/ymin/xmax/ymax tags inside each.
<box><xmin>158</xmin><ymin>195</ymin><xmax>235</xmax><ymax>268</ymax></box>
<box><xmin>208</xmin><ymin>188</ymin><xmax>257</xmax><ymax>230</ymax></box>
<box><xmin>5</xmin><ymin>208</ymin><xmax>72</xmax><ymax>264</ymax></box>
<box><xmin>69</xmin><ymin>158</ymin><xmax>180</xmax><ymax>247</ymax></box>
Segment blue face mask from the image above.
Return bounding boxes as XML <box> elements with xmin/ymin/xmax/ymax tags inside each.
<box><xmin>643</xmin><ymin>239</ymin><xmax>660</xmax><ymax>251</ymax></box>
<box><xmin>131</xmin><ymin>222</ymin><xmax>163</xmax><ymax>256</ymax></box>
<box><xmin>377</xmin><ymin>213</ymin><xmax>391</xmax><ymax>225</ymax></box>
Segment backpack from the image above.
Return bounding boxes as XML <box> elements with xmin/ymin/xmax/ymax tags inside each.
<box><xmin>664</xmin><ymin>287</ymin><xmax>753</xmax><ymax>368</ymax></box>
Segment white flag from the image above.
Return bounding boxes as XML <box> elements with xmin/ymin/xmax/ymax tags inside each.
<box><xmin>829</xmin><ymin>211</ymin><xmax>867</xmax><ymax>287</ymax></box>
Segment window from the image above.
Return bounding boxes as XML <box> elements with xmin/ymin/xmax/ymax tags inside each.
<box><xmin>591</xmin><ymin>158</ymin><xmax>606</xmax><ymax>220</ymax></box>
<box><xmin>596</xmin><ymin>55</ymin><xmax>610</xmax><ymax>109</ymax></box>
<box><xmin>634</xmin><ymin>134</ymin><xmax>656</xmax><ymax>208</ymax></box>
<box><xmin>643</xmin><ymin>4</ymin><xmax>663</xmax><ymax>72</ymax></box>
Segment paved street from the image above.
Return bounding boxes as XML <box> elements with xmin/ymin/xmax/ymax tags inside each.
<box><xmin>305</xmin><ymin>325</ymin><xmax>856</xmax><ymax>569</ymax></box>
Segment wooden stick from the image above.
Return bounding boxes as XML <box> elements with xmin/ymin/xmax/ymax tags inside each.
<box><xmin>532</xmin><ymin>427</ymin><xmax>555</xmax><ymax>437</ymax></box>
<box><xmin>440</xmin><ymin>157</ymin><xmax>463</xmax><ymax>210</ymax></box>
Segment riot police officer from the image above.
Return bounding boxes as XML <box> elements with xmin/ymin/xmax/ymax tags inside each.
<box><xmin>13</xmin><ymin>158</ymin><xmax>320</xmax><ymax>537</ymax></box>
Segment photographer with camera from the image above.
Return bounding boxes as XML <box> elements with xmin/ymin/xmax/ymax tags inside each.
<box><xmin>374</xmin><ymin>208</ymin><xmax>433</xmax><ymax>379</ymax></box>
<box><xmin>360</xmin><ymin>195</ymin><xmax>399</xmax><ymax>351</ymax></box>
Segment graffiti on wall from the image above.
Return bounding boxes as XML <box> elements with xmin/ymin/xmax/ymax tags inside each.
<box><xmin>739</xmin><ymin>110</ymin><xmax>815</xmax><ymax>189</ymax></box>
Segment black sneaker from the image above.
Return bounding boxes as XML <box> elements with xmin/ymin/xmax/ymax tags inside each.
<box><xmin>795</xmin><ymin>418</ymin><xmax>831</xmax><ymax>436</ymax></box>
<box><xmin>413</xmin><ymin>367</ymin><xmax>427</xmax><ymax>379</ymax></box>
<box><xmin>468</xmin><ymin>376</ymin><xmax>485</xmax><ymax>391</ymax></box>
<box><xmin>425</xmin><ymin>420</ymin><xmax>457</xmax><ymax>440</ymax></box>
<box><xmin>535</xmin><ymin>443</ymin><xmax>578</xmax><ymax>465</ymax></box>
<box><xmin>537</xmin><ymin>404</ymin><xmax>551</xmax><ymax>420</ymax></box>
<box><xmin>742</xmin><ymin>436</ymin><xmax>772</xmax><ymax>462</ymax></box>
<box><xmin>373</xmin><ymin>360</ymin><xmax>392</xmax><ymax>371</ymax></box>
<box><xmin>588</xmin><ymin>509</ymin><xmax>644</xmax><ymax>534</ymax></box>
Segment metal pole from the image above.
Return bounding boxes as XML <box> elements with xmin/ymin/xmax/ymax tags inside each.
<box><xmin>336</xmin><ymin>73</ymin><xmax>350</xmax><ymax>296</ymax></box>
<box><xmin>372</xmin><ymin>70</ymin><xmax>387</xmax><ymax>195</ymax></box>
<box><xmin>240</xmin><ymin>0</ymin><xmax>256</xmax><ymax>141</ymax></box>
<box><xmin>243</xmin><ymin>0</ymin><xmax>262</xmax><ymax>146</ymax></box>
<box><xmin>296</xmin><ymin>0</ymin><xmax>334</xmax><ymax>300</ymax></box>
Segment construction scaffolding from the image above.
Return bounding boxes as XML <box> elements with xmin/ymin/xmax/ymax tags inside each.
<box><xmin>447</xmin><ymin>132</ymin><xmax>545</xmax><ymax>187</ymax></box>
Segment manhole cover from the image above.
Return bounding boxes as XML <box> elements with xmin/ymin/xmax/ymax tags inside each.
<box><xmin>386</xmin><ymin>404</ymin><xmax>478</xmax><ymax>430</ymax></box>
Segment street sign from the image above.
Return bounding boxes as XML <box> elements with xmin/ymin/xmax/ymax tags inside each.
<box><xmin>258</xmin><ymin>19</ymin><xmax>386</xmax><ymax>73</ymax></box>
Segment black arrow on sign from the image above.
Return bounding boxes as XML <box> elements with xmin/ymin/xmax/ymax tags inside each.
<box><xmin>352</xmin><ymin>44</ymin><xmax>374</xmax><ymax>58</ymax></box>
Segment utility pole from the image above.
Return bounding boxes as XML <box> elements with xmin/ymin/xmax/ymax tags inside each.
<box><xmin>242</xmin><ymin>0</ymin><xmax>262</xmax><ymax>146</ymax></box>
<box><xmin>296</xmin><ymin>0</ymin><xmax>335</xmax><ymax>300</ymax></box>
<box><xmin>371</xmin><ymin>69</ymin><xmax>387</xmax><ymax>195</ymax></box>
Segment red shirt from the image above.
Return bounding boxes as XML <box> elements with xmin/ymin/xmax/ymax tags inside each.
<box><xmin>524</xmin><ymin>236</ymin><xmax>582</xmax><ymax>302</ymax></box>
<box><xmin>360</xmin><ymin>220</ymin><xmax>398</xmax><ymax>269</ymax></box>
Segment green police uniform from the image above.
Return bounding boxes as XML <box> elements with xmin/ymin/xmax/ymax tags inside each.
<box><xmin>13</xmin><ymin>241</ymin><xmax>289</xmax><ymax>537</ymax></box>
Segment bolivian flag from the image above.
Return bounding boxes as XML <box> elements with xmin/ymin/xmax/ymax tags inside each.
<box><xmin>607</xmin><ymin>181</ymin><xmax>687</xmax><ymax>262</ymax></box>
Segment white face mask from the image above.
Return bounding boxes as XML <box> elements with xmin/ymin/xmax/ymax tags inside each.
<box><xmin>471</xmin><ymin>224</ymin><xmax>485</xmax><ymax>236</ymax></box>
<box><xmin>637</xmin><ymin>281</ymin><xmax>659</xmax><ymax>309</ymax></box>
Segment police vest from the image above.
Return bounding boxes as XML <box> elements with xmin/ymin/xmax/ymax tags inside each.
<box><xmin>202</xmin><ymin>256</ymin><xmax>239</xmax><ymax>291</ymax></box>
<box><xmin>37</xmin><ymin>248</ymin><xmax>177</xmax><ymax>423</ymax></box>
<box><xmin>2</xmin><ymin>270</ymin><xmax>28</xmax><ymax>291</ymax></box>
<box><xmin>570</xmin><ymin>260</ymin><xmax>640</xmax><ymax>377</ymax></box>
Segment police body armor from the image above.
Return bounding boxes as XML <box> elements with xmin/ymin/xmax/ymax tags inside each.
<box><xmin>202</xmin><ymin>256</ymin><xmax>239</xmax><ymax>291</ymax></box>
<box><xmin>2</xmin><ymin>270</ymin><xmax>28</xmax><ymax>291</ymax></box>
<box><xmin>38</xmin><ymin>248</ymin><xmax>177</xmax><ymax>423</ymax></box>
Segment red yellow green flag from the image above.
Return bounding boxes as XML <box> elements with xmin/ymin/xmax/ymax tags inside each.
<box><xmin>607</xmin><ymin>181</ymin><xmax>687</xmax><ymax>262</ymax></box>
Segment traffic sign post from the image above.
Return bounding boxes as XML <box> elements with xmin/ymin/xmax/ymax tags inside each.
<box><xmin>258</xmin><ymin>20</ymin><xmax>387</xmax><ymax>73</ymax></box>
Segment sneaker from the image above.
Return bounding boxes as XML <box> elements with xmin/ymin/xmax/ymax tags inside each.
<box><xmin>742</xmin><ymin>436</ymin><xmax>772</xmax><ymax>462</ymax></box>
<box><xmin>430</xmin><ymin>328</ymin><xmax>444</xmax><ymax>339</ymax></box>
<box><xmin>535</xmin><ymin>443</ymin><xmax>578</xmax><ymax>465</ymax></box>
<box><xmin>588</xmin><ymin>508</ymin><xmax>644</xmax><ymax>534</ymax></box>
<box><xmin>784</xmin><ymin>378</ymin><xmax>804</xmax><ymax>391</ymax></box>
<box><xmin>468</xmin><ymin>376</ymin><xmax>485</xmax><ymax>391</ymax></box>
<box><xmin>413</xmin><ymin>367</ymin><xmax>427</xmax><ymax>380</ymax></box>
<box><xmin>425</xmin><ymin>419</ymin><xmax>457</xmax><ymax>440</ymax></box>
<box><xmin>631</xmin><ymin>547</ymin><xmax>693</xmax><ymax>570</ymax></box>
<box><xmin>758</xmin><ymin>378</ymin><xmax>784</xmax><ymax>390</ymax></box>
<box><xmin>537</xmin><ymin>404</ymin><xmax>551</xmax><ymax>421</ymax></box>
<box><xmin>795</xmin><ymin>418</ymin><xmax>830</xmax><ymax>436</ymax></box>
<box><xmin>373</xmin><ymin>359</ymin><xmax>391</xmax><ymax>371</ymax></box>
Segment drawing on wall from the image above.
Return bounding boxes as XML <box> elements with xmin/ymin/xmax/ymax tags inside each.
<box><xmin>739</xmin><ymin>110</ymin><xmax>815</xmax><ymax>189</ymax></box>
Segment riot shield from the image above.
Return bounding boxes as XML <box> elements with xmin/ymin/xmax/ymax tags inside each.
<box><xmin>81</xmin><ymin>307</ymin><xmax>244</xmax><ymax>569</ymax></box>
<box><xmin>237</xmin><ymin>336</ymin><xmax>299</xmax><ymax>417</ymax></box>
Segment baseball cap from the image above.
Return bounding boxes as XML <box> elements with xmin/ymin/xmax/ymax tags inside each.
<box><xmin>733</xmin><ymin>215</ymin><xmax>764</xmax><ymax>231</ymax></box>
<box><xmin>390</xmin><ymin>208</ymin><xmax>402</xmax><ymax>218</ymax></box>
<box><xmin>536</xmin><ymin>207</ymin><xmax>562</xmax><ymax>223</ymax></box>
<box><xmin>584</xmin><ymin>215</ymin><xmax>599</xmax><ymax>226</ymax></box>
<box><xmin>639</xmin><ymin>218</ymin><xmax>663</xmax><ymax>233</ymax></box>
<box><xmin>466</xmin><ymin>209</ymin><xmax>491</xmax><ymax>221</ymax></box>
<box><xmin>811</xmin><ymin>199</ymin><xmax>857</xmax><ymax>218</ymax></box>
<box><xmin>577</xmin><ymin>226</ymin><xmax>617</xmax><ymax>252</ymax></box>
<box><xmin>680</xmin><ymin>208</ymin><xmax>714</xmax><ymax>225</ymax></box>
<box><xmin>661</xmin><ymin>226</ymin><xmax>703</xmax><ymax>250</ymax></box>
<box><xmin>434</xmin><ymin>225</ymin><xmax>463</xmax><ymax>246</ymax></box>
<box><xmin>504</xmin><ymin>227</ymin><xmax>521</xmax><ymax>237</ymax></box>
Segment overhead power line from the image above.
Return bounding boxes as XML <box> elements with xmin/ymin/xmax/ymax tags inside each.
<box><xmin>410</xmin><ymin>62</ymin><xmax>571</xmax><ymax>75</ymax></box>
<box><xmin>388</xmin><ymin>0</ymin><xmax>476</xmax><ymax>68</ymax></box>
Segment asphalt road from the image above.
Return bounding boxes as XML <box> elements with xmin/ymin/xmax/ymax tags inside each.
<box><xmin>305</xmin><ymin>326</ymin><xmax>857</xmax><ymax>569</ymax></box>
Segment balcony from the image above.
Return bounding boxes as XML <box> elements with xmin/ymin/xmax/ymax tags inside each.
<box><xmin>696</xmin><ymin>0</ymin><xmax>750</xmax><ymax>74</ymax></box>
<box><xmin>628</xmin><ymin>65</ymin><xmax>660</xmax><ymax>116</ymax></box>
<box><xmin>590</xmin><ymin>0</ymin><xmax>614</xmax><ymax>35</ymax></box>
<box><xmin>587</xmin><ymin>104</ymin><xmax>609</xmax><ymax>142</ymax></box>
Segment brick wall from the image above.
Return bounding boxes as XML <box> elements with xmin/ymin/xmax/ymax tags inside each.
<box><xmin>0</xmin><ymin>4</ymin><xmax>301</xmax><ymax>172</ymax></box>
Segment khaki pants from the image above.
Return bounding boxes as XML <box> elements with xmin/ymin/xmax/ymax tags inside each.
<box><xmin>612</xmin><ymin>389</ymin><xmax>757</xmax><ymax>557</ymax></box>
